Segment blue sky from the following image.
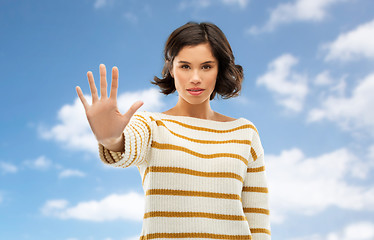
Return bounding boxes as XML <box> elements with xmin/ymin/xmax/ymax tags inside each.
<box><xmin>1</xmin><ymin>0</ymin><xmax>374</xmax><ymax>239</ymax></box>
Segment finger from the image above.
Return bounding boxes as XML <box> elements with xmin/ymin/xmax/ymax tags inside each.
<box><xmin>124</xmin><ymin>101</ymin><xmax>144</xmax><ymax>118</ymax></box>
<box><xmin>100</xmin><ymin>64</ymin><xmax>108</xmax><ymax>99</ymax></box>
<box><xmin>87</xmin><ymin>71</ymin><xmax>99</xmax><ymax>103</ymax></box>
<box><xmin>109</xmin><ymin>66</ymin><xmax>118</xmax><ymax>100</ymax></box>
<box><xmin>76</xmin><ymin>86</ymin><xmax>89</xmax><ymax>111</ymax></box>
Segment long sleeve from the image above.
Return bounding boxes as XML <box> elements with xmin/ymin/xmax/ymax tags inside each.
<box><xmin>241</xmin><ymin>130</ymin><xmax>271</xmax><ymax>239</ymax></box>
<box><xmin>98</xmin><ymin>111</ymin><xmax>152</xmax><ymax>168</ymax></box>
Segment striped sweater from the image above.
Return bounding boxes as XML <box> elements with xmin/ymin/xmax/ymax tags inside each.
<box><xmin>99</xmin><ymin>111</ymin><xmax>271</xmax><ymax>240</ymax></box>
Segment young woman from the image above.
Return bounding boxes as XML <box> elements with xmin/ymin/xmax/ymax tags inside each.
<box><xmin>76</xmin><ymin>22</ymin><xmax>271</xmax><ymax>240</ymax></box>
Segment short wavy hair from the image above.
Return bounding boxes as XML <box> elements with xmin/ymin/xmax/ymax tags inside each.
<box><xmin>151</xmin><ymin>22</ymin><xmax>243</xmax><ymax>100</ymax></box>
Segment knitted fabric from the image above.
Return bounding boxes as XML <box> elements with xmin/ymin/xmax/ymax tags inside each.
<box><xmin>99</xmin><ymin>111</ymin><xmax>271</xmax><ymax>240</ymax></box>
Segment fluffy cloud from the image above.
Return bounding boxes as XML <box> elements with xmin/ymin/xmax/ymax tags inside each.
<box><xmin>41</xmin><ymin>192</ymin><xmax>144</xmax><ymax>222</ymax></box>
<box><xmin>123</xmin><ymin>12</ymin><xmax>138</xmax><ymax>24</ymax></box>
<box><xmin>39</xmin><ymin>88</ymin><xmax>165</xmax><ymax>154</ymax></box>
<box><xmin>94</xmin><ymin>0</ymin><xmax>109</xmax><ymax>9</ymax></box>
<box><xmin>291</xmin><ymin>221</ymin><xmax>374</xmax><ymax>240</ymax></box>
<box><xmin>368</xmin><ymin>145</ymin><xmax>374</xmax><ymax>160</ymax></box>
<box><xmin>0</xmin><ymin>161</ymin><xmax>18</xmax><ymax>174</ymax></box>
<box><xmin>256</xmin><ymin>54</ymin><xmax>308</xmax><ymax>112</ymax></box>
<box><xmin>179</xmin><ymin>0</ymin><xmax>249</xmax><ymax>10</ymax></box>
<box><xmin>124</xmin><ymin>237</ymin><xmax>140</xmax><ymax>240</ymax></box>
<box><xmin>266</xmin><ymin>147</ymin><xmax>374</xmax><ymax>223</ymax></box>
<box><xmin>308</xmin><ymin>73</ymin><xmax>374</xmax><ymax>135</ymax></box>
<box><xmin>59</xmin><ymin>169</ymin><xmax>86</xmax><ymax>179</ymax></box>
<box><xmin>323</xmin><ymin>19</ymin><xmax>374</xmax><ymax>61</ymax></box>
<box><xmin>327</xmin><ymin>222</ymin><xmax>374</xmax><ymax>240</ymax></box>
<box><xmin>221</xmin><ymin>0</ymin><xmax>249</xmax><ymax>8</ymax></box>
<box><xmin>314</xmin><ymin>70</ymin><xmax>334</xmax><ymax>86</ymax></box>
<box><xmin>23</xmin><ymin>156</ymin><xmax>51</xmax><ymax>170</ymax></box>
<box><xmin>249</xmin><ymin>0</ymin><xmax>349</xmax><ymax>34</ymax></box>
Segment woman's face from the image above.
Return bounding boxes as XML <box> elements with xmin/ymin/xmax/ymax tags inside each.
<box><xmin>171</xmin><ymin>43</ymin><xmax>218</xmax><ymax>105</ymax></box>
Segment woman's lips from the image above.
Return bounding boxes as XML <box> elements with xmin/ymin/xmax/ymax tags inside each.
<box><xmin>187</xmin><ymin>88</ymin><xmax>205</xmax><ymax>96</ymax></box>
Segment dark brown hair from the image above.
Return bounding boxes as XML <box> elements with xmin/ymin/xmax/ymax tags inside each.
<box><xmin>151</xmin><ymin>21</ymin><xmax>243</xmax><ymax>100</ymax></box>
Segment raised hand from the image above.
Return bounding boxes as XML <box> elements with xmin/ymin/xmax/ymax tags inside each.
<box><xmin>76</xmin><ymin>64</ymin><xmax>143</xmax><ymax>152</ymax></box>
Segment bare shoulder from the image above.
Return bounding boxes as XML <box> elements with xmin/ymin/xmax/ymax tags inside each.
<box><xmin>213</xmin><ymin>112</ymin><xmax>237</xmax><ymax>122</ymax></box>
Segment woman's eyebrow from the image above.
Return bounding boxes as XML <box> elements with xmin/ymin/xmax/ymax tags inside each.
<box><xmin>177</xmin><ymin>60</ymin><xmax>216</xmax><ymax>64</ymax></box>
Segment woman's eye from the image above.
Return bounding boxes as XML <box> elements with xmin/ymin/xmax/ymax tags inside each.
<box><xmin>202</xmin><ymin>65</ymin><xmax>212</xmax><ymax>70</ymax></box>
<box><xmin>181</xmin><ymin>65</ymin><xmax>190</xmax><ymax>69</ymax></box>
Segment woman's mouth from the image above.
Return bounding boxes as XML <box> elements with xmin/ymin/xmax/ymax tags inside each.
<box><xmin>187</xmin><ymin>88</ymin><xmax>205</xmax><ymax>96</ymax></box>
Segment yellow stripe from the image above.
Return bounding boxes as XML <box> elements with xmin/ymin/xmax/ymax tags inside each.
<box><xmin>119</xmin><ymin>115</ymin><xmax>151</xmax><ymax>168</ymax></box>
<box><xmin>133</xmin><ymin>121</ymin><xmax>148</xmax><ymax>165</ymax></box>
<box><xmin>150</xmin><ymin>116</ymin><xmax>251</xmax><ymax>145</ymax></box>
<box><xmin>148</xmin><ymin>166</ymin><xmax>243</xmax><ymax>182</ymax></box>
<box><xmin>140</xmin><ymin>232</ymin><xmax>252</xmax><ymax>240</ymax></box>
<box><xmin>250</xmin><ymin>228</ymin><xmax>271</xmax><ymax>235</ymax></box>
<box><xmin>250</xmin><ymin>147</ymin><xmax>258</xmax><ymax>161</ymax></box>
<box><xmin>118</xmin><ymin>128</ymin><xmax>134</xmax><ymax>168</ymax></box>
<box><xmin>144</xmin><ymin>211</ymin><xmax>247</xmax><ymax>221</ymax></box>
<box><xmin>151</xmin><ymin>141</ymin><xmax>248</xmax><ymax>165</ymax></box>
<box><xmin>134</xmin><ymin>115</ymin><xmax>152</xmax><ymax>146</ymax></box>
<box><xmin>242</xmin><ymin>186</ymin><xmax>268</xmax><ymax>193</ymax></box>
<box><xmin>119</xmin><ymin>125</ymin><xmax>139</xmax><ymax>167</ymax></box>
<box><xmin>243</xmin><ymin>208</ymin><xmax>270</xmax><ymax>215</ymax></box>
<box><xmin>102</xmin><ymin>145</ymin><xmax>114</xmax><ymax>164</ymax></box>
<box><xmin>247</xmin><ymin>166</ymin><xmax>265</xmax><ymax>172</ymax></box>
<box><xmin>142</xmin><ymin>166</ymin><xmax>149</xmax><ymax>186</ymax></box>
<box><xmin>146</xmin><ymin>189</ymin><xmax>241</xmax><ymax>200</ymax></box>
<box><xmin>142</xmin><ymin>165</ymin><xmax>244</xmax><ymax>191</ymax></box>
<box><xmin>162</xmin><ymin>118</ymin><xmax>258</xmax><ymax>134</ymax></box>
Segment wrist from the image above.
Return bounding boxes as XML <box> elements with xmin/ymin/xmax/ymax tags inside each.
<box><xmin>100</xmin><ymin>133</ymin><xmax>125</xmax><ymax>152</ymax></box>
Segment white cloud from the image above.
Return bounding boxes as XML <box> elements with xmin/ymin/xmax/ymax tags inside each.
<box><xmin>249</xmin><ymin>0</ymin><xmax>349</xmax><ymax>34</ymax></box>
<box><xmin>94</xmin><ymin>0</ymin><xmax>108</xmax><ymax>9</ymax></box>
<box><xmin>123</xmin><ymin>12</ymin><xmax>138</xmax><ymax>24</ymax></box>
<box><xmin>23</xmin><ymin>156</ymin><xmax>51</xmax><ymax>170</ymax></box>
<box><xmin>256</xmin><ymin>54</ymin><xmax>308</xmax><ymax>112</ymax></box>
<box><xmin>41</xmin><ymin>199</ymin><xmax>69</xmax><ymax>216</ymax></box>
<box><xmin>221</xmin><ymin>0</ymin><xmax>249</xmax><ymax>8</ymax></box>
<box><xmin>323</xmin><ymin>19</ymin><xmax>374</xmax><ymax>61</ymax></box>
<box><xmin>332</xmin><ymin>222</ymin><xmax>374</xmax><ymax>240</ymax></box>
<box><xmin>314</xmin><ymin>70</ymin><xmax>334</xmax><ymax>86</ymax></box>
<box><xmin>179</xmin><ymin>0</ymin><xmax>211</xmax><ymax>10</ymax></box>
<box><xmin>39</xmin><ymin>88</ymin><xmax>164</xmax><ymax>154</ymax></box>
<box><xmin>41</xmin><ymin>192</ymin><xmax>144</xmax><ymax>222</ymax></box>
<box><xmin>0</xmin><ymin>161</ymin><xmax>18</xmax><ymax>174</ymax></box>
<box><xmin>267</xmin><ymin>147</ymin><xmax>374</xmax><ymax>224</ymax></box>
<box><xmin>313</xmin><ymin>71</ymin><xmax>348</xmax><ymax>102</ymax></box>
<box><xmin>308</xmin><ymin>73</ymin><xmax>374</xmax><ymax>135</ymax></box>
<box><xmin>124</xmin><ymin>237</ymin><xmax>140</xmax><ymax>240</ymax></box>
<box><xmin>179</xmin><ymin>0</ymin><xmax>248</xmax><ymax>10</ymax></box>
<box><xmin>368</xmin><ymin>145</ymin><xmax>374</xmax><ymax>160</ymax></box>
<box><xmin>59</xmin><ymin>169</ymin><xmax>86</xmax><ymax>178</ymax></box>
<box><xmin>291</xmin><ymin>221</ymin><xmax>374</xmax><ymax>240</ymax></box>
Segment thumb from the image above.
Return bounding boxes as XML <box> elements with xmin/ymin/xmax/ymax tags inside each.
<box><xmin>124</xmin><ymin>100</ymin><xmax>144</xmax><ymax>118</ymax></box>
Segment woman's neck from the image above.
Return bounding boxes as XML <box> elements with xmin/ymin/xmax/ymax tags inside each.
<box><xmin>165</xmin><ymin>98</ymin><xmax>215</xmax><ymax>120</ymax></box>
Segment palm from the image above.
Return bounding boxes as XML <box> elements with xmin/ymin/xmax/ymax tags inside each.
<box><xmin>76</xmin><ymin>64</ymin><xmax>143</xmax><ymax>146</ymax></box>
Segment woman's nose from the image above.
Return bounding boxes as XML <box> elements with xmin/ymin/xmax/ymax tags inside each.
<box><xmin>190</xmin><ymin>70</ymin><xmax>202</xmax><ymax>84</ymax></box>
